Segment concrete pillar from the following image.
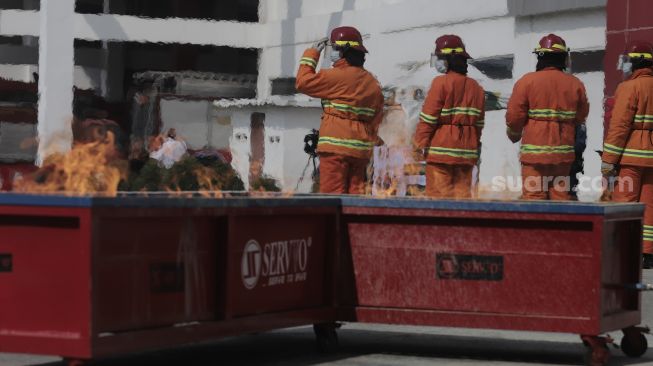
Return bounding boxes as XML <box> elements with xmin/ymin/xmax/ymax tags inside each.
<box><xmin>36</xmin><ymin>0</ymin><xmax>75</xmax><ymax>164</ymax></box>
<box><xmin>101</xmin><ymin>0</ymin><xmax>111</xmax><ymax>100</ymax></box>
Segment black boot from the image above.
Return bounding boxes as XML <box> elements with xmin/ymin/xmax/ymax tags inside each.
<box><xmin>644</xmin><ymin>254</ymin><xmax>653</xmax><ymax>270</ymax></box>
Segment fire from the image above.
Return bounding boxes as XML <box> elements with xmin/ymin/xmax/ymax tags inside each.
<box><xmin>195</xmin><ymin>166</ymin><xmax>225</xmax><ymax>198</ymax></box>
<box><xmin>370</xmin><ymin>145</ymin><xmax>426</xmax><ymax>198</ymax></box>
<box><xmin>14</xmin><ymin>132</ymin><xmax>126</xmax><ymax>196</ymax></box>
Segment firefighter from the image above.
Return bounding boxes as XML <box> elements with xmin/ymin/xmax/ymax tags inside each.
<box><xmin>506</xmin><ymin>34</ymin><xmax>589</xmax><ymax>200</ymax></box>
<box><xmin>602</xmin><ymin>40</ymin><xmax>653</xmax><ymax>269</ymax></box>
<box><xmin>295</xmin><ymin>26</ymin><xmax>384</xmax><ymax>194</ymax></box>
<box><xmin>413</xmin><ymin>35</ymin><xmax>485</xmax><ymax>199</ymax></box>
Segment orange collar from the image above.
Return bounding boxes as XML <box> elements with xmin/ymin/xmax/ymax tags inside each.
<box><xmin>446</xmin><ymin>71</ymin><xmax>466</xmax><ymax>77</ymax></box>
<box><xmin>333</xmin><ymin>59</ymin><xmax>349</xmax><ymax>68</ymax></box>
<box><xmin>628</xmin><ymin>67</ymin><xmax>653</xmax><ymax>80</ymax></box>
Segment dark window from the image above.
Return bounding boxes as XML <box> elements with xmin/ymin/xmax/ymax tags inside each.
<box><xmin>271</xmin><ymin>78</ymin><xmax>297</xmax><ymax>96</ymax></box>
<box><xmin>119</xmin><ymin>42</ymin><xmax>259</xmax><ymax>98</ymax></box>
<box><xmin>0</xmin><ymin>36</ymin><xmax>24</xmax><ymax>45</ymax></box>
<box><xmin>0</xmin><ymin>0</ymin><xmax>39</xmax><ymax>10</ymax></box>
<box><xmin>121</xmin><ymin>42</ymin><xmax>258</xmax><ymax>75</ymax></box>
<box><xmin>0</xmin><ymin>36</ymin><xmax>38</xmax><ymax>65</ymax></box>
<box><xmin>470</xmin><ymin>55</ymin><xmax>514</xmax><ymax>80</ymax></box>
<box><xmin>485</xmin><ymin>91</ymin><xmax>509</xmax><ymax>111</ymax></box>
<box><xmin>571</xmin><ymin>50</ymin><xmax>604</xmax><ymax>74</ymax></box>
<box><xmin>77</xmin><ymin>0</ymin><xmax>259</xmax><ymax>22</ymax></box>
<box><xmin>249</xmin><ymin>113</ymin><xmax>265</xmax><ymax>183</ymax></box>
<box><xmin>74</xmin><ymin>39</ymin><xmax>103</xmax><ymax>49</ymax></box>
<box><xmin>76</xmin><ymin>0</ymin><xmax>103</xmax><ymax>14</ymax></box>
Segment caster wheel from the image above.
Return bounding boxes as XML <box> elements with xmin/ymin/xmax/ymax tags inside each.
<box><xmin>313</xmin><ymin>323</ymin><xmax>339</xmax><ymax>353</ymax></box>
<box><xmin>621</xmin><ymin>331</ymin><xmax>648</xmax><ymax>358</ymax></box>
<box><xmin>583</xmin><ymin>345</ymin><xmax>610</xmax><ymax>366</ymax></box>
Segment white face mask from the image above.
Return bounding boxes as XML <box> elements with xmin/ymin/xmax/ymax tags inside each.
<box><xmin>618</xmin><ymin>55</ymin><xmax>633</xmax><ymax>77</ymax></box>
<box><xmin>434</xmin><ymin>59</ymin><xmax>448</xmax><ymax>74</ymax></box>
<box><xmin>330</xmin><ymin>49</ymin><xmax>342</xmax><ymax>64</ymax></box>
<box><xmin>430</xmin><ymin>54</ymin><xmax>448</xmax><ymax>73</ymax></box>
<box><xmin>623</xmin><ymin>62</ymin><xmax>633</xmax><ymax>76</ymax></box>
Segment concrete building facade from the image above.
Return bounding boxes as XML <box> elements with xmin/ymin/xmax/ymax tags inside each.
<box><xmin>0</xmin><ymin>0</ymin><xmax>607</xmax><ymax>197</ymax></box>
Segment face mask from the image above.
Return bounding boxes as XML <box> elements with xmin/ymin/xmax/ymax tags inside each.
<box><xmin>618</xmin><ymin>55</ymin><xmax>633</xmax><ymax>77</ymax></box>
<box><xmin>430</xmin><ymin>54</ymin><xmax>448</xmax><ymax>72</ymax></box>
<box><xmin>330</xmin><ymin>49</ymin><xmax>342</xmax><ymax>63</ymax></box>
<box><xmin>622</xmin><ymin>62</ymin><xmax>633</xmax><ymax>76</ymax></box>
<box><xmin>434</xmin><ymin>59</ymin><xmax>448</xmax><ymax>74</ymax></box>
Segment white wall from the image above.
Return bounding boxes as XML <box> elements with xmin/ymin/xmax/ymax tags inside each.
<box><xmin>160</xmin><ymin>99</ymin><xmax>236</xmax><ymax>152</ymax></box>
<box><xmin>0</xmin><ymin>9</ymin><xmax>266</xmax><ymax>48</ymax></box>
<box><xmin>160</xmin><ymin>99</ymin><xmax>211</xmax><ymax>148</ymax></box>
<box><xmin>215</xmin><ymin>105</ymin><xmax>322</xmax><ymax>191</ymax></box>
<box><xmin>0</xmin><ymin>64</ymin><xmax>35</xmax><ymax>82</ymax></box>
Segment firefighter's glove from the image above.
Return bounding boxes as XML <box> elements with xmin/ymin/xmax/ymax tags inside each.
<box><xmin>507</xmin><ymin>127</ymin><xmax>522</xmax><ymax>143</ymax></box>
<box><xmin>601</xmin><ymin>162</ymin><xmax>617</xmax><ymax>177</ymax></box>
<box><xmin>312</xmin><ymin>37</ymin><xmax>329</xmax><ymax>53</ymax></box>
<box><xmin>412</xmin><ymin>148</ymin><xmax>426</xmax><ymax>162</ymax></box>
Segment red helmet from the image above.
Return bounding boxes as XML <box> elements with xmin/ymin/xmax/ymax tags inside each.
<box><xmin>435</xmin><ymin>35</ymin><xmax>471</xmax><ymax>59</ymax></box>
<box><xmin>534</xmin><ymin>34</ymin><xmax>569</xmax><ymax>54</ymax></box>
<box><xmin>330</xmin><ymin>26</ymin><xmax>367</xmax><ymax>53</ymax></box>
<box><xmin>624</xmin><ymin>40</ymin><xmax>653</xmax><ymax>59</ymax></box>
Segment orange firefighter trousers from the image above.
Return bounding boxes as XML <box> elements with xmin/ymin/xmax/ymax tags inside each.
<box><xmin>521</xmin><ymin>164</ymin><xmax>572</xmax><ymax>201</ymax></box>
<box><xmin>612</xmin><ymin>165</ymin><xmax>653</xmax><ymax>254</ymax></box>
<box><xmin>426</xmin><ymin>163</ymin><xmax>473</xmax><ymax>199</ymax></box>
<box><xmin>319</xmin><ymin>153</ymin><xmax>368</xmax><ymax>195</ymax></box>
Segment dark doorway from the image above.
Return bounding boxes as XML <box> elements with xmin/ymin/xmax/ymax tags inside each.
<box><xmin>249</xmin><ymin>113</ymin><xmax>265</xmax><ymax>184</ymax></box>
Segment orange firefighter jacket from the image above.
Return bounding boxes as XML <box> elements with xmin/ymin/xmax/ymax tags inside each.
<box><xmin>506</xmin><ymin>67</ymin><xmax>589</xmax><ymax>165</ymax></box>
<box><xmin>413</xmin><ymin>71</ymin><xmax>485</xmax><ymax>165</ymax></box>
<box><xmin>296</xmin><ymin>48</ymin><xmax>384</xmax><ymax>160</ymax></box>
<box><xmin>603</xmin><ymin>68</ymin><xmax>653</xmax><ymax>167</ymax></box>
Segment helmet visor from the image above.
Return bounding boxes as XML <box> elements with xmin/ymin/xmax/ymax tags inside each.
<box><xmin>566</xmin><ymin>53</ymin><xmax>573</xmax><ymax>74</ymax></box>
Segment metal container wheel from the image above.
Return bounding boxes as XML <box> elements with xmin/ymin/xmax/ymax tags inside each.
<box><xmin>314</xmin><ymin>322</ymin><xmax>340</xmax><ymax>353</ymax></box>
<box><xmin>581</xmin><ymin>335</ymin><xmax>612</xmax><ymax>366</ymax></box>
<box><xmin>621</xmin><ymin>327</ymin><xmax>649</xmax><ymax>358</ymax></box>
<box><xmin>583</xmin><ymin>346</ymin><xmax>611</xmax><ymax>366</ymax></box>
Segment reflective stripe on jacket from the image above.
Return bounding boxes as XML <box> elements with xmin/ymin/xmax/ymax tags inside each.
<box><xmin>506</xmin><ymin>67</ymin><xmax>589</xmax><ymax>165</ymax></box>
<box><xmin>296</xmin><ymin>48</ymin><xmax>384</xmax><ymax>159</ymax></box>
<box><xmin>603</xmin><ymin>68</ymin><xmax>653</xmax><ymax>167</ymax></box>
<box><xmin>413</xmin><ymin>72</ymin><xmax>486</xmax><ymax>165</ymax></box>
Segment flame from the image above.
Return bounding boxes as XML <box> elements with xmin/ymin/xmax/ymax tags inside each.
<box><xmin>370</xmin><ymin>145</ymin><xmax>427</xmax><ymax>198</ymax></box>
<box><xmin>194</xmin><ymin>165</ymin><xmax>224</xmax><ymax>198</ymax></box>
<box><xmin>14</xmin><ymin>132</ymin><xmax>126</xmax><ymax>196</ymax></box>
<box><xmin>600</xmin><ymin>187</ymin><xmax>612</xmax><ymax>202</ymax></box>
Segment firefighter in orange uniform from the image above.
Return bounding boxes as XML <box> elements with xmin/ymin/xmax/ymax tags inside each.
<box><xmin>295</xmin><ymin>26</ymin><xmax>384</xmax><ymax>194</ymax></box>
<box><xmin>413</xmin><ymin>35</ymin><xmax>485</xmax><ymax>199</ymax></box>
<box><xmin>506</xmin><ymin>34</ymin><xmax>589</xmax><ymax>200</ymax></box>
<box><xmin>602</xmin><ymin>40</ymin><xmax>653</xmax><ymax>269</ymax></box>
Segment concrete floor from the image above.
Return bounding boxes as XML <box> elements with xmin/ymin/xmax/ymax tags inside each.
<box><xmin>2</xmin><ymin>270</ymin><xmax>652</xmax><ymax>366</ymax></box>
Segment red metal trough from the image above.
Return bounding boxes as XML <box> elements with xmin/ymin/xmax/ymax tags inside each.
<box><xmin>0</xmin><ymin>194</ymin><xmax>340</xmax><ymax>361</ymax></box>
<box><xmin>0</xmin><ymin>194</ymin><xmax>648</xmax><ymax>365</ymax></box>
